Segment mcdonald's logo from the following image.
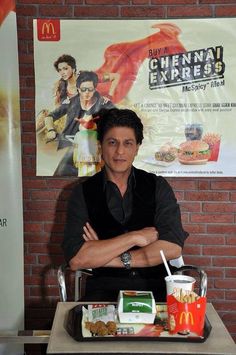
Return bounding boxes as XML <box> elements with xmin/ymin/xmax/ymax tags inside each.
<box><xmin>179</xmin><ymin>311</ymin><xmax>194</xmax><ymax>325</ymax></box>
<box><xmin>42</xmin><ymin>22</ymin><xmax>55</xmax><ymax>35</ymax></box>
<box><xmin>37</xmin><ymin>19</ymin><xmax>60</xmax><ymax>41</ymax></box>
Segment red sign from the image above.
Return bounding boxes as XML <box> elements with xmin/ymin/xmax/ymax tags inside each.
<box><xmin>37</xmin><ymin>19</ymin><xmax>60</xmax><ymax>41</ymax></box>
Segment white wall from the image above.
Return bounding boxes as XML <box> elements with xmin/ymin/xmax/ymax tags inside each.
<box><xmin>0</xmin><ymin>10</ymin><xmax>24</xmax><ymax>355</ymax></box>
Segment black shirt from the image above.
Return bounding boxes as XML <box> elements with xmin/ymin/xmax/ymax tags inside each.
<box><xmin>62</xmin><ymin>168</ymin><xmax>188</xmax><ymax>262</ymax></box>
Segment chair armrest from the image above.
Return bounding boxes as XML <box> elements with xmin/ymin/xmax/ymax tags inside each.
<box><xmin>57</xmin><ymin>263</ymin><xmax>68</xmax><ymax>302</ymax></box>
<box><xmin>57</xmin><ymin>264</ymin><xmax>93</xmax><ymax>302</ymax></box>
<box><xmin>174</xmin><ymin>265</ymin><xmax>207</xmax><ymax>297</ymax></box>
<box><xmin>74</xmin><ymin>269</ymin><xmax>93</xmax><ymax>301</ymax></box>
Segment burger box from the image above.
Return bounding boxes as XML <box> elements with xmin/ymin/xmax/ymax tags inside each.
<box><xmin>117</xmin><ymin>290</ymin><xmax>156</xmax><ymax>324</ymax></box>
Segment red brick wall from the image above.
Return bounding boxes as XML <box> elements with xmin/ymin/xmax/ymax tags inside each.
<box><xmin>16</xmin><ymin>0</ymin><xmax>236</xmax><ymax>351</ymax></box>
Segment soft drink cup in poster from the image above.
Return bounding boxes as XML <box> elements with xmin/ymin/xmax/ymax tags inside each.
<box><xmin>185</xmin><ymin>123</ymin><xmax>203</xmax><ymax>141</ymax></box>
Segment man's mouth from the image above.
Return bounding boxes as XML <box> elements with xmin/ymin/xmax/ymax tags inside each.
<box><xmin>114</xmin><ymin>158</ymin><xmax>126</xmax><ymax>162</ymax></box>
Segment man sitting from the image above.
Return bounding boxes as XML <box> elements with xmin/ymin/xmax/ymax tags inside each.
<box><xmin>62</xmin><ymin>108</ymin><xmax>188</xmax><ymax>301</ymax></box>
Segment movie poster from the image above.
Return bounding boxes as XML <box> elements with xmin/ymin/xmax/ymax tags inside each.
<box><xmin>33</xmin><ymin>19</ymin><xmax>236</xmax><ymax>177</ymax></box>
<box><xmin>0</xmin><ymin>1</ymin><xmax>24</xmax><ymax>354</ymax></box>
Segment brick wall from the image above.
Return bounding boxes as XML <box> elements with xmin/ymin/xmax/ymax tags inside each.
<box><xmin>15</xmin><ymin>0</ymin><xmax>236</xmax><ymax>352</ymax></box>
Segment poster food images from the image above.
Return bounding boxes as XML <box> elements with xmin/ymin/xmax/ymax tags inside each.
<box><xmin>33</xmin><ymin>19</ymin><xmax>236</xmax><ymax>177</ymax></box>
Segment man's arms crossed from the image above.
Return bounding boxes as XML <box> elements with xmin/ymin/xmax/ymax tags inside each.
<box><xmin>69</xmin><ymin>223</ymin><xmax>181</xmax><ymax>271</ymax></box>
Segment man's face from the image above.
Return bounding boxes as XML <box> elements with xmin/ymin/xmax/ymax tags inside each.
<box><xmin>101</xmin><ymin>126</ymin><xmax>140</xmax><ymax>175</ymax></box>
<box><xmin>78</xmin><ymin>81</ymin><xmax>95</xmax><ymax>101</ymax></box>
<box><xmin>57</xmin><ymin>62</ymin><xmax>74</xmax><ymax>80</ymax></box>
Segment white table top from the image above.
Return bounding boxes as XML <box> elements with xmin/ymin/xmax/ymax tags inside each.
<box><xmin>47</xmin><ymin>302</ymin><xmax>236</xmax><ymax>354</ymax></box>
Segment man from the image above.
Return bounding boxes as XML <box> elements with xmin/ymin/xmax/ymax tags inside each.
<box><xmin>45</xmin><ymin>71</ymin><xmax>114</xmax><ymax>176</ymax></box>
<box><xmin>62</xmin><ymin>108</ymin><xmax>188</xmax><ymax>301</ymax></box>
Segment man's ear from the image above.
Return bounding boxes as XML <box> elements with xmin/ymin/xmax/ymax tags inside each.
<box><xmin>98</xmin><ymin>141</ymin><xmax>102</xmax><ymax>154</ymax></box>
<box><xmin>135</xmin><ymin>144</ymin><xmax>140</xmax><ymax>155</ymax></box>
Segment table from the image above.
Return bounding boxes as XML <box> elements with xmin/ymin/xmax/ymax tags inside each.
<box><xmin>47</xmin><ymin>302</ymin><xmax>236</xmax><ymax>354</ymax></box>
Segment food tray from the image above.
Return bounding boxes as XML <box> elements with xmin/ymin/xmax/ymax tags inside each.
<box><xmin>65</xmin><ymin>304</ymin><xmax>212</xmax><ymax>343</ymax></box>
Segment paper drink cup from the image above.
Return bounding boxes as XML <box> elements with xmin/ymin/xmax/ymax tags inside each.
<box><xmin>165</xmin><ymin>275</ymin><xmax>196</xmax><ymax>296</ymax></box>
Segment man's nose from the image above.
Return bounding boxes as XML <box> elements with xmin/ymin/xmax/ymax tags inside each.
<box><xmin>116</xmin><ymin>142</ymin><xmax>124</xmax><ymax>154</ymax></box>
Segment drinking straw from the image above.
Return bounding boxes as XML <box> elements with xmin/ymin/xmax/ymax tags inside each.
<box><xmin>160</xmin><ymin>250</ymin><xmax>173</xmax><ymax>281</ymax></box>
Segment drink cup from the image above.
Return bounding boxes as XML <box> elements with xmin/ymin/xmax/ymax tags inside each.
<box><xmin>165</xmin><ymin>275</ymin><xmax>196</xmax><ymax>296</ymax></box>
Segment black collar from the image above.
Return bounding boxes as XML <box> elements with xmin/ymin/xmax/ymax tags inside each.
<box><xmin>102</xmin><ymin>166</ymin><xmax>136</xmax><ymax>191</ymax></box>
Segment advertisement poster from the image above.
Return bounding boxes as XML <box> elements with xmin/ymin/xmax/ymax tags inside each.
<box><xmin>0</xmin><ymin>1</ymin><xmax>24</xmax><ymax>354</ymax></box>
<box><xmin>33</xmin><ymin>19</ymin><xmax>236</xmax><ymax>177</ymax></box>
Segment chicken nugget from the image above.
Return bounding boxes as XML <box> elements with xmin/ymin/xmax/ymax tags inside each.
<box><xmin>106</xmin><ymin>321</ymin><xmax>117</xmax><ymax>335</ymax></box>
<box><xmin>98</xmin><ymin>326</ymin><xmax>109</xmax><ymax>336</ymax></box>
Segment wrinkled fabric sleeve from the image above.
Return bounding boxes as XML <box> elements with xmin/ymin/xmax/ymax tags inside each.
<box><xmin>62</xmin><ymin>183</ymin><xmax>89</xmax><ymax>263</ymax></box>
<box><xmin>154</xmin><ymin>176</ymin><xmax>189</xmax><ymax>248</ymax></box>
<box><xmin>49</xmin><ymin>103</ymin><xmax>69</xmax><ymax>121</ymax></box>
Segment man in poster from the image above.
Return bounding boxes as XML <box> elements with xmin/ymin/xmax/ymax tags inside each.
<box><xmin>44</xmin><ymin>70</ymin><xmax>114</xmax><ymax>176</ymax></box>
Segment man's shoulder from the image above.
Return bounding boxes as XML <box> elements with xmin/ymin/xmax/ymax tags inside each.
<box><xmin>133</xmin><ymin>167</ymin><xmax>170</xmax><ymax>192</ymax></box>
<box><xmin>70</xmin><ymin>173</ymin><xmax>102</xmax><ymax>199</ymax></box>
<box><xmin>82</xmin><ymin>171</ymin><xmax>103</xmax><ymax>188</ymax></box>
<box><xmin>133</xmin><ymin>167</ymin><xmax>164</xmax><ymax>181</ymax></box>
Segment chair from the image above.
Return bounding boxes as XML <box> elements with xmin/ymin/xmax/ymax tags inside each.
<box><xmin>57</xmin><ymin>255</ymin><xmax>207</xmax><ymax>302</ymax></box>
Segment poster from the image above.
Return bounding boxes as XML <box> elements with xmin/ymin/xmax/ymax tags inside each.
<box><xmin>33</xmin><ymin>19</ymin><xmax>236</xmax><ymax>177</ymax></box>
<box><xmin>0</xmin><ymin>1</ymin><xmax>24</xmax><ymax>354</ymax></box>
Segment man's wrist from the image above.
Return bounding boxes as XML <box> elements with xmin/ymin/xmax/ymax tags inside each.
<box><xmin>120</xmin><ymin>251</ymin><xmax>132</xmax><ymax>269</ymax></box>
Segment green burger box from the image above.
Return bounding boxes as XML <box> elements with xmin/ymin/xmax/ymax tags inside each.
<box><xmin>117</xmin><ymin>290</ymin><xmax>156</xmax><ymax>324</ymax></box>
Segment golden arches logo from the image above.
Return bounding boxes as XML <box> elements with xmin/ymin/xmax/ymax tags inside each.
<box><xmin>179</xmin><ymin>311</ymin><xmax>194</xmax><ymax>325</ymax></box>
<box><xmin>41</xmin><ymin>22</ymin><xmax>55</xmax><ymax>36</ymax></box>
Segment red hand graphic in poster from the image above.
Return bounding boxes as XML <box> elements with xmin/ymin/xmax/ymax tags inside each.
<box><xmin>95</xmin><ymin>23</ymin><xmax>186</xmax><ymax>103</ymax></box>
<box><xmin>0</xmin><ymin>0</ymin><xmax>15</xmax><ymax>26</ymax></box>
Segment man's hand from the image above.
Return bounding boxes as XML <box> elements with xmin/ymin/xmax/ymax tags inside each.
<box><xmin>83</xmin><ymin>222</ymin><xmax>99</xmax><ymax>241</ymax></box>
<box><xmin>132</xmin><ymin>227</ymin><xmax>158</xmax><ymax>247</ymax></box>
<box><xmin>46</xmin><ymin>129</ymin><xmax>57</xmax><ymax>142</ymax></box>
<box><xmin>82</xmin><ymin>223</ymin><xmax>157</xmax><ymax>246</ymax></box>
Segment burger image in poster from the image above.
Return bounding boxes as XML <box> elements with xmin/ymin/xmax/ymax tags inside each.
<box><xmin>178</xmin><ymin>140</ymin><xmax>211</xmax><ymax>165</ymax></box>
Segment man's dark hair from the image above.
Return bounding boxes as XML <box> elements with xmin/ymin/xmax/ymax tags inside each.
<box><xmin>54</xmin><ymin>54</ymin><xmax>76</xmax><ymax>71</ymax></box>
<box><xmin>76</xmin><ymin>71</ymin><xmax>98</xmax><ymax>88</ymax></box>
<box><xmin>96</xmin><ymin>108</ymin><xmax>144</xmax><ymax>145</ymax></box>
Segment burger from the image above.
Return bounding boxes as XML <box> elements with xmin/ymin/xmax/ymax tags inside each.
<box><xmin>178</xmin><ymin>140</ymin><xmax>211</xmax><ymax>164</ymax></box>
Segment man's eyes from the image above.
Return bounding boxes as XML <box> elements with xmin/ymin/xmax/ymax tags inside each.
<box><xmin>108</xmin><ymin>140</ymin><xmax>116</xmax><ymax>145</ymax></box>
<box><xmin>107</xmin><ymin>140</ymin><xmax>134</xmax><ymax>146</ymax></box>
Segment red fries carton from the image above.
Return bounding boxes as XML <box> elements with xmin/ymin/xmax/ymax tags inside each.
<box><xmin>167</xmin><ymin>291</ymin><xmax>207</xmax><ymax>336</ymax></box>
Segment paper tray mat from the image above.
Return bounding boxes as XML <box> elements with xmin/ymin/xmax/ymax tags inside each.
<box><xmin>65</xmin><ymin>303</ymin><xmax>212</xmax><ymax>343</ymax></box>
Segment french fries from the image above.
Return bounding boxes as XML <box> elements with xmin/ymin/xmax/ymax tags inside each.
<box><xmin>202</xmin><ymin>132</ymin><xmax>221</xmax><ymax>146</ymax></box>
<box><xmin>172</xmin><ymin>289</ymin><xmax>200</xmax><ymax>303</ymax></box>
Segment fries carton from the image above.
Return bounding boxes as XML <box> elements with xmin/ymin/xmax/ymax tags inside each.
<box><xmin>203</xmin><ymin>133</ymin><xmax>221</xmax><ymax>161</ymax></box>
<box><xmin>167</xmin><ymin>290</ymin><xmax>206</xmax><ymax>336</ymax></box>
<box><xmin>118</xmin><ymin>290</ymin><xmax>156</xmax><ymax>324</ymax></box>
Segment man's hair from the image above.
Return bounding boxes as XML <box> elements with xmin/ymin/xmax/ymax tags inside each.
<box><xmin>54</xmin><ymin>54</ymin><xmax>76</xmax><ymax>71</ymax></box>
<box><xmin>76</xmin><ymin>71</ymin><xmax>98</xmax><ymax>88</ymax></box>
<box><xmin>96</xmin><ymin>108</ymin><xmax>144</xmax><ymax>144</ymax></box>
